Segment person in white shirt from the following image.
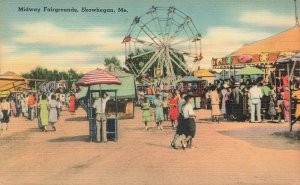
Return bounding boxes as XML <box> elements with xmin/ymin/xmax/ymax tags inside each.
<box><xmin>249</xmin><ymin>83</ymin><xmax>263</xmax><ymax>123</ymax></box>
<box><xmin>181</xmin><ymin>95</ymin><xmax>196</xmax><ymax>150</ymax></box>
<box><xmin>93</xmin><ymin>92</ymin><xmax>110</xmax><ymax>142</ymax></box>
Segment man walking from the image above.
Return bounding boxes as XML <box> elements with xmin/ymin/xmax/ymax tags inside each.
<box><xmin>249</xmin><ymin>82</ymin><xmax>263</xmax><ymax>123</ymax></box>
<box><xmin>93</xmin><ymin>92</ymin><xmax>110</xmax><ymax>143</ymax></box>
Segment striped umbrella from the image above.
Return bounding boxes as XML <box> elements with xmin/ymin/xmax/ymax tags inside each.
<box><xmin>76</xmin><ymin>68</ymin><xmax>121</xmax><ymax>86</ymax></box>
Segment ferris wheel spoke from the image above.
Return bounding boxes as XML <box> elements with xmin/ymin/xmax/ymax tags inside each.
<box><xmin>170</xmin><ymin>48</ymin><xmax>195</xmax><ymax>58</ymax></box>
<box><xmin>130</xmin><ymin>49</ymin><xmax>157</xmax><ymax>59</ymax></box>
<box><xmin>139</xmin><ymin>49</ymin><xmax>163</xmax><ymax>75</ymax></box>
<box><xmin>169</xmin><ymin>55</ymin><xmax>189</xmax><ymax>75</ymax></box>
<box><xmin>168</xmin><ymin>26</ymin><xmax>186</xmax><ymax>44</ymax></box>
<box><xmin>169</xmin><ymin>50</ymin><xmax>191</xmax><ymax>72</ymax></box>
<box><xmin>150</xmin><ymin>14</ymin><xmax>164</xmax><ymax>42</ymax></box>
<box><xmin>138</xmin><ymin>21</ymin><xmax>163</xmax><ymax>45</ymax></box>
<box><xmin>166</xmin><ymin>48</ymin><xmax>175</xmax><ymax>76</ymax></box>
<box><xmin>130</xmin><ymin>37</ymin><xmax>159</xmax><ymax>48</ymax></box>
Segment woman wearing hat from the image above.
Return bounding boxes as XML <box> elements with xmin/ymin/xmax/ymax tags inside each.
<box><xmin>210</xmin><ymin>85</ymin><xmax>221</xmax><ymax>123</ymax></box>
<box><xmin>221</xmin><ymin>84</ymin><xmax>230</xmax><ymax>119</ymax></box>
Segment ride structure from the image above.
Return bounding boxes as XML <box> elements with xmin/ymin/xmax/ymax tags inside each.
<box><xmin>123</xmin><ymin>6</ymin><xmax>202</xmax><ymax>84</ymax></box>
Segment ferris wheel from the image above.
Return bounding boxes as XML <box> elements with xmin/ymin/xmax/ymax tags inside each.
<box><xmin>123</xmin><ymin>6</ymin><xmax>202</xmax><ymax>81</ymax></box>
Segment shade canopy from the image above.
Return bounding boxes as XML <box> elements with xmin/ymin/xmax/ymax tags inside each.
<box><xmin>236</xmin><ymin>66</ymin><xmax>264</xmax><ymax>75</ymax></box>
<box><xmin>194</xmin><ymin>69</ymin><xmax>215</xmax><ymax>77</ymax></box>
<box><xmin>276</xmin><ymin>52</ymin><xmax>300</xmax><ymax>63</ymax></box>
<box><xmin>76</xmin><ymin>68</ymin><xmax>121</xmax><ymax>86</ymax></box>
<box><xmin>231</xmin><ymin>26</ymin><xmax>300</xmax><ymax>56</ymax></box>
<box><xmin>181</xmin><ymin>76</ymin><xmax>202</xmax><ymax>82</ymax></box>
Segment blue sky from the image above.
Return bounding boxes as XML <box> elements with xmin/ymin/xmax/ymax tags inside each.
<box><xmin>0</xmin><ymin>0</ymin><xmax>298</xmax><ymax>73</ymax></box>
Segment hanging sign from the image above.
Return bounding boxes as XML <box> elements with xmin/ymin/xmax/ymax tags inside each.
<box><xmin>259</xmin><ymin>52</ymin><xmax>269</xmax><ymax>62</ymax></box>
<box><xmin>238</xmin><ymin>55</ymin><xmax>253</xmax><ymax>63</ymax></box>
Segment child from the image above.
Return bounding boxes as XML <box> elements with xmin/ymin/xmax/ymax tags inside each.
<box><xmin>141</xmin><ymin>98</ymin><xmax>152</xmax><ymax>130</ymax></box>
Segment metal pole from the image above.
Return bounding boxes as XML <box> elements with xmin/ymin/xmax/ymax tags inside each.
<box><xmin>115</xmin><ymin>90</ymin><xmax>118</xmax><ymax>141</ymax></box>
<box><xmin>88</xmin><ymin>86</ymin><xmax>93</xmax><ymax>141</ymax></box>
<box><xmin>287</xmin><ymin>64</ymin><xmax>292</xmax><ymax>131</ymax></box>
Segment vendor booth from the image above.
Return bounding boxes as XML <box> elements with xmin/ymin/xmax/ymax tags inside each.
<box><xmin>78</xmin><ymin>65</ymin><xmax>136</xmax><ymax>119</ymax></box>
<box><xmin>276</xmin><ymin>52</ymin><xmax>300</xmax><ymax>131</ymax></box>
<box><xmin>180</xmin><ymin>76</ymin><xmax>204</xmax><ymax>109</ymax></box>
<box><xmin>76</xmin><ymin>68</ymin><xmax>121</xmax><ymax>142</ymax></box>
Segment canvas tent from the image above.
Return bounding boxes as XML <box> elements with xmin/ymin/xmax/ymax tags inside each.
<box><xmin>212</xmin><ymin>25</ymin><xmax>300</xmax><ymax>69</ymax></box>
<box><xmin>193</xmin><ymin>69</ymin><xmax>215</xmax><ymax>84</ymax></box>
<box><xmin>0</xmin><ymin>71</ymin><xmax>31</xmax><ymax>97</ymax></box>
<box><xmin>78</xmin><ymin>65</ymin><xmax>136</xmax><ymax>119</ymax></box>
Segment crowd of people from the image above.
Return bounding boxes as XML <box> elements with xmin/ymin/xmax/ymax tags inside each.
<box><xmin>0</xmin><ymin>89</ymin><xmax>77</xmax><ymax>135</ymax></box>
<box><xmin>137</xmin><ymin>73</ymin><xmax>300</xmax><ymax>149</ymax></box>
<box><xmin>199</xmin><ymin>74</ymin><xmax>300</xmax><ymax>124</ymax></box>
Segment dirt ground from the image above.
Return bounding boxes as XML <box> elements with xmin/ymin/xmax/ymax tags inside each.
<box><xmin>0</xmin><ymin>107</ymin><xmax>299</xmax><ymax>185</ymax></box>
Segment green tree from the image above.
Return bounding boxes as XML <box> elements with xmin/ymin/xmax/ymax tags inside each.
<box><xmin>104</xmin><ymin>57</ymin><xmax>121</xmax><ymax>68</ymax></box>
<box><xmin>125</xmin><ymin>48</ymin><xmax>188</xmax><ymax>80</ymax></box>
<box><xmin>22</xmin><ymin>67</ymin><xmax>83</xmax><ymax>88</ymax></box>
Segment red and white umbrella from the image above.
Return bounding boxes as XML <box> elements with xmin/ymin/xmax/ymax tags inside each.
<box><xmin>76</xmin><ymin>68</ymin><xmax>121</xmax><ymax>86</ymax></box>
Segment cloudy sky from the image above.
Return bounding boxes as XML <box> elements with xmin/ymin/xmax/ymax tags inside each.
<box><xmin>0</xmin><ymin>0</ymin><xmax>298</xmax><ymax>74</ymax></box>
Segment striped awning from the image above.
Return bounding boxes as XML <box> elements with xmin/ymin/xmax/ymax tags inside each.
<box><xmin>76</xmin><ymin>68</ymin><xmax>122</xmax><ymax>86</ymax></box>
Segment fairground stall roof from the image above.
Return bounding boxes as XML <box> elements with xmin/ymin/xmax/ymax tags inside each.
<box><xmin>77</xmin><ymin>66</ymin><xmax>136</xmax><ymax>99</ymax></box>
<box><xmin>0</xmin><ymin>71</ymin><xmax>31</xmax><ymax>92</ymax></box>
<box><xmin>212</xmin><ymin>25</ymin><xmax>300</xmax><ymax>69</ymax></box>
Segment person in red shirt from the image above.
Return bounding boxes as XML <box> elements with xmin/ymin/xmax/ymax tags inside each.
<box><xmin>27</xmin><ymin>93</ymin><xmax>36</xmax><ymax>120</ymax></box>
<box><xmin>69</xmin><ymin>94</ymin><xmax>76</xmax><ymax>113</ymax></box>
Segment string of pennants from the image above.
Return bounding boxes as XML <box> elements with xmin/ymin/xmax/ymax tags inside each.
<box><xmin>212</xmin><ymin>51</ymin><xmax>296</xmax><ymax>68</ymax></box>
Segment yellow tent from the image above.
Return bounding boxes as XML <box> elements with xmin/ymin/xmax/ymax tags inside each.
<box><xmin>194</xmin><ymin>69</ymin><xmax>215</xmax><ymax>77</ymax></box>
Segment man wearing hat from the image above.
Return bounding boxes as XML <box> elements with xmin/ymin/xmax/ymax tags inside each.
<box><xmin>93</xmin><ymin>92</ymin><xmax>110</xmax><ymax>142</ymax></box>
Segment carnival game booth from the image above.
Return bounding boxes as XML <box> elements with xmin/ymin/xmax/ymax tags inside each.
<box><xmin>276</xmin><ymin>52</ymin><xmax>300</xmax><ymax>131</ymax></box>
<box><xmin>212</xmin><ymin>25</ymin><xmax>300</xmax><ymax>74</ymax></box>
<box><xmin>78</xmin><ymin>65</ymin><xmax>136</xmax><ymax>119</ymax></box>
<box><xmin>180</xmin><ymin>76</ymin><xmax>203</xmax><ymax>109</ymax></box>
<box><xmin>76</xmin><ymin>68</ymin><xmax>121</xmax><ymax>142</ymax></box>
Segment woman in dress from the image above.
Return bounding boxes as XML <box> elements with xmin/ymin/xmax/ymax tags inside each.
<box><xmin>210</xmin><ymin>85</ymin><xmax>221</xmax><ymax>123</ymax></box>
<box><xmin>10</xmin><ymin>98</ymin><xmax>17</xmax><ymax>117</ymax></box>
<box><xmin>141</xmin><ymin>98</ymin><xmax>152</xmax><ymax>130</ymax></box>
<box><xmin>49</xmin><ymin>95</ymin><xmax>59</xmax><ymax>131</ymax></box>
<box><xmin>20</xmin><ymin>95</ymin><xmax>27</xmax><ymax>117</ymax></box>
<box><xmin>69</xmin><ymin>94</ymin><xmax>76</xmax><ymax>113</ymax></box>
<box><xmin>154</xmin><ymin>94</ymin><xmax>164</xmax><ymax>130</ymax></box>
<box><xmin>1</xmin><ymin>99</ymin><xmax>10</xmax><ymax>130</ymax></box>
<box><xmin>169</xmin><ymin>93</ymin><xmax>179</xmax><ymax>128</ymax></box>
<box><xmin>221</xmin><ymin>84</ymin><xmax>230</xmax><ymax>119</ymax></box>
<box><xmin>38</xmin><ymin>94</ymin><xmax>49</xmax><ymax>132</ymax></box>
<box><xmin>181</xmin><ymin>95</ymin><xmax>196</xmax><ymax>149</ymax></box>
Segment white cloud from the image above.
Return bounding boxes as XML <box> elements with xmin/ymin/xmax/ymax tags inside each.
<box><xmin>199</xmin><ymin>27</ymin><xmax>272</xmax><ymax>69</ymax></box>
<box><xmin>14</xmin><ymin>22</ymin><xmax>123</xmax><ymax>51</ymax></box>
<box><xmin>0</xmin><ymin>44</ymin><xmax>17</xmax><ymax>54</ymax></box>
<box><xmin>240</xmin><ymin>11</ymin><xmax>294</xmax><ymax>28</ymax></box>
<box><xmin>0</xmin><ymin>51</ymin><xmax>102</xmax><ymax>73</ymax></box>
